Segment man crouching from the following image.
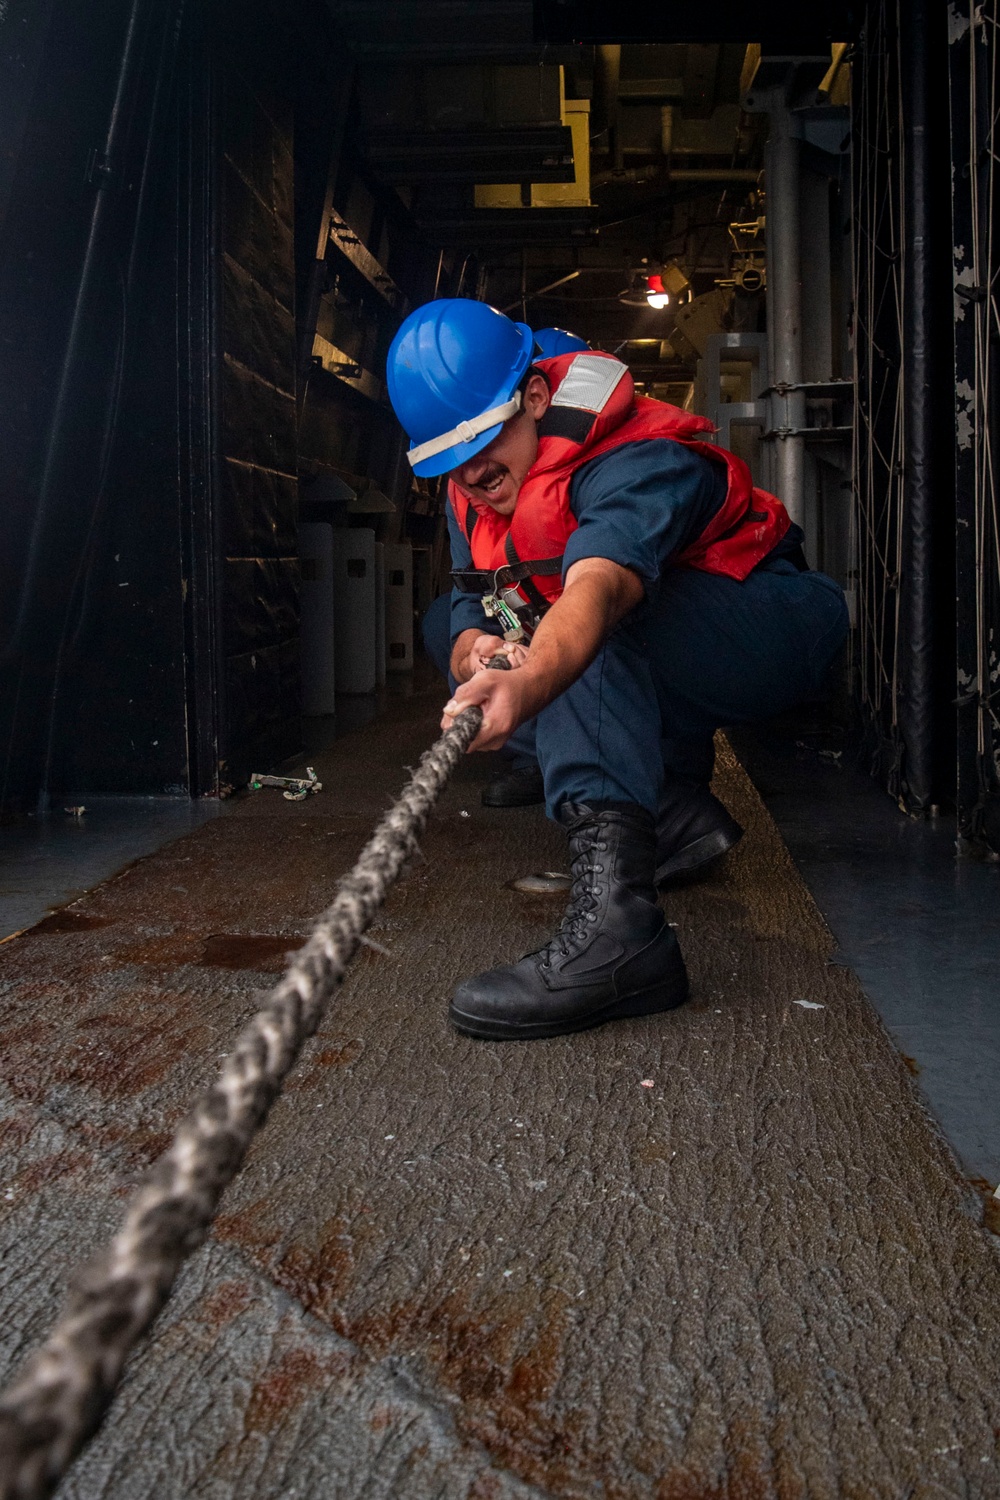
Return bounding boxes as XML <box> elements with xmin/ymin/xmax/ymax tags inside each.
<box><xmin>386</xmin><ymin>299</ymin><xmax>848</xmax><ymax>1040</ymax></box>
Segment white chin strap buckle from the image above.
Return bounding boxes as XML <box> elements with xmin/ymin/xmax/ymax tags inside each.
<box><xmin>407</xmin><ymin>389</ymin><xmax>522</xmax><ymax>468</ymax></box>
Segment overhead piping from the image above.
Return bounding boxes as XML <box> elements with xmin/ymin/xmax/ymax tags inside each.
<box><xmin>500</xmin><ymin>270</ymin><xmax>580</xmax><ymax>313</ymax></box>
<box><xmin>592</xmin><ymin>166</ymin><xmax>758</xmax><ymax>187</ymax></box>
<box><xmin>593</xmin><ymin>44</ymin><xmax>622</xmax><ymax>170</ymax></box>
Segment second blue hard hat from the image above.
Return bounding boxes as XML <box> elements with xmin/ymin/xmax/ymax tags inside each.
<box><xmin>533</xmin><ymin>326</ymin><xmax>590</xmax><ymax>358</ymax></box>
<box><xmin>386</xmin><ymin>298</ymin><xmax>535</xmax><ymax>477</ymax></box>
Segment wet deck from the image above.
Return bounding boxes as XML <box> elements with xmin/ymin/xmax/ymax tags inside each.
<box><xmin>1</xmin><ymin>680</ymin><xmax>998</xmax><ymax>1498</ymax></box>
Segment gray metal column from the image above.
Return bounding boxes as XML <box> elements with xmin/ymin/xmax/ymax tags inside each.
<box><xmin>765</xmin><ymin>107</ymin><xmax>806</xmax><ymax>529</ymax></box>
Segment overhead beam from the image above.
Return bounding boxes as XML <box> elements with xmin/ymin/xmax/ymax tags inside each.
<box><xmin>331</xmin><ymin>0</ymin><xmax>532</xmax><ymax>42</ymax></box>
<box><xmin>365</xmin><ymin>126</ymin><xmax>575</xmax><ymax>183</ymax></box>
<box><xmin>330</xmin><ymin>0</ymin><xmax>545</xmax><ymax>57</ymax></box>
<box><xmin>618</xmin><ymin>77</ymin><xmax>685</xmax><ymax>102</ymax></box>
<box><xmin>532</xmin><ymin>0</ymin><xmax>862</xmax><ymax>44</ymax></box>
<box><xmin>415</xmin><ymin>205</ymin><xmax>595</xmax><ymax>245</ymax></box>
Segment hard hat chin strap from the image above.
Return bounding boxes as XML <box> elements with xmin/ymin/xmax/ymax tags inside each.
<box><xmin>407</xmin><ymin>388</ymin><xmax>523</xmax><ymax>468</ymax></box>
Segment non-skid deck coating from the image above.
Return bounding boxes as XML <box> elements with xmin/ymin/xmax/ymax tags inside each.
<box><xmin>0</xmin><ymin>685</ymin><xmax>998</xmax><ymax>1500</ymax></box>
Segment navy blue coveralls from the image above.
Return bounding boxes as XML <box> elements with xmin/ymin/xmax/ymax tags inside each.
<box><xmin>422</xmin><ymin>438</ymin><xmax>849</xmax><ymax>820</ymax></box>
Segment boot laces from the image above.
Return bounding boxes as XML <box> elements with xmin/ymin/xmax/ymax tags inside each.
<box><xmin>542</xmin><ymin>837</ymin><xmax>608</xmax><ymax>961</ymax></box>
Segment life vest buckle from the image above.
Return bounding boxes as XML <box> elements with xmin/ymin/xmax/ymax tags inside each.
<box><xmin>482</xmin><ymin>588</ymin><xmax>531</xmax><ymax>642</ymax></box>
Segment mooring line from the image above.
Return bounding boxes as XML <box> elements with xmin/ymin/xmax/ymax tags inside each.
<box><xmin>0</xmin><ymin>706</ymin><xmax>483</xmax><ymax>1500</ymax></box>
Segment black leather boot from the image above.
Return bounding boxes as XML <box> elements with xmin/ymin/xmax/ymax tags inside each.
<box><xmin>654</xmin><ymin>778</ymin><xmax>743</xmax><ymax>885</ymax></box>
<box><xmin>481</xmin><ymin>761</ymin><xmax>545</xmax><ymax>807</ymax></box>
<box><xmin>450</xmin><ymin>802</ymin><xmax>689</xmax><ymax>1040</ymax></box>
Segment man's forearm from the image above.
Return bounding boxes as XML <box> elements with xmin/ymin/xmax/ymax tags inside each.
<box><xmin>440</xmin><ymin>559</ymin><xmax>644</xmax><ymax>752</ymax></box>
<box><xmin>507</xmin><ymin>559</ymin><xmax>643</xmax><ymax>717</ymax></box>
<box><xmin>450</xmin><ymin>584</ymin><xmax>612</xmax><ymax>696</ymax></box>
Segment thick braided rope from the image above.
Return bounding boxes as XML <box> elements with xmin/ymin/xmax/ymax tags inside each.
<box><xmin>0</xmin><ymin>706</ymin><xmax>483</xmax><ymax>1500</ymax></box>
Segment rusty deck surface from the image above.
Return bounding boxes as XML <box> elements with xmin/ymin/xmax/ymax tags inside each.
<box><xmin>1</xmin><ymin>680</ymin><xmax>998</xmax><ymax>1499</ymax></box>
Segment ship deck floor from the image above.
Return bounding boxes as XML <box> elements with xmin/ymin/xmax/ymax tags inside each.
<box><xmin>1</xmin><ymin>677</ymin><xmax>999</xmax><ymax>1499</ymax></box>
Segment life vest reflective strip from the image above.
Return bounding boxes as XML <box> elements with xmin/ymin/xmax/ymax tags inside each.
<box><xmin>448</xmin><ymin>351</ymin><xmax>790</xmax><ymax>611</ymax></box>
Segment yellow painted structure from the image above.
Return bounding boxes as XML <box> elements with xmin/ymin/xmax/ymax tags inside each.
<box><xmin>475</xmin><ymin>69</ymin><xmax>590</xmax><ymax>209</ymax></box>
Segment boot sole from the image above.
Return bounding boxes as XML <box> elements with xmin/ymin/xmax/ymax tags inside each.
<box><xmin>481</xmin><ymin>788</ymin><xmax>546</xmax><ymax>808</ymax></box>
<box><xmin>449</xmin><ymin>951</ymin><xmax>690</xmax><ymax>1041</ymax></box>
<box><xmin>655</xmin><ymin>823</ymin><xmax>743</xmax><ymax>885</ymax></box>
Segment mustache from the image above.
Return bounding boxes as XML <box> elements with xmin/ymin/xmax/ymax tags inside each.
<box><xmin>469</xmin><ymin>462</ymin><xmax>509</xmax><ymax>489</ymax></box>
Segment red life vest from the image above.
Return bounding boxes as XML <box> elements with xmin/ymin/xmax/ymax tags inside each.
<box><xmin>448</xmin><ymin>351</ymin><xmax>790</xmax><ymax>611</ymax></box>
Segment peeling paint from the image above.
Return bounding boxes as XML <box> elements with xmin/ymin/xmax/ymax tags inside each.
<box><xmin>954</xmin><ymin>261</ymin><xmax>979</xmax><ymax>322</ymax></box>
<box><xmin>956</xmin><ymin>378</ymin><xmax>976</xmax><ymax>449</ymax></box>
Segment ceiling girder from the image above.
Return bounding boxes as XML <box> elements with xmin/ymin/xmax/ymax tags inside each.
<box><xmin>532</xmin><ymin>0</ymin><xmax>861</xmax><ymax>45</ymax></box>
<box><xmin>364</xmin><ymin>126</ymin><xmax>576</xmax><ymax>183</ymax></box>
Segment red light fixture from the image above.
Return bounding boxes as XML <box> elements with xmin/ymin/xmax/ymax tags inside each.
<box><xmin>645</xmin><ymin>273</ymin><xmax>670</xmax><ymax>309</ymax></box>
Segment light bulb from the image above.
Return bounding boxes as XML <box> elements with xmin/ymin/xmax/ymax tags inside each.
<box><xmin>646</xmin><ymin>290</ymin><xmax>670</xmax><ymax>308</ymax></box>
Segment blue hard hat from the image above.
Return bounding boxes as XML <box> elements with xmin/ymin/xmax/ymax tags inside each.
<box><xmin>533</xmin><ymin>326</ymin><xmax>590</xmax><ymax>358</ymax></box>
<box><xmin>386</xmin><ymin>298</ymin><xmax>535</xmax><ymax>478</ymax></box>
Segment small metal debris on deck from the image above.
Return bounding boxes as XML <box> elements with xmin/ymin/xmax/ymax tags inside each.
<box><xmin>248</xmin><ymin>767</ymin><xmax>322</xmax><ymax>800</ymax></box>
<box><xmin>508</xmin><ymin>871</ymin><xmax>572</xmax><ymax>894</ymax></box>
<box><xmin>793</xmin><ymin>999</ymin><xmax>826</xmax><ymax>1010</ymax></box>
<box><xmin>63</xmin><ymin>806</ymin><xmax>86</xmax><ymax>818</ymax></box>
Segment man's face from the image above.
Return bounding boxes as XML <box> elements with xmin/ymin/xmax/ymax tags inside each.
<box><xmin>449</xmin><ymin>373</ymin><xmax>551</xmax><ymax>516</ymax></box>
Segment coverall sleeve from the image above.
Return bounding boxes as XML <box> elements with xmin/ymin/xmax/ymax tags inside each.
<box><xmin>445</xmin><ymin>499</ymin><xmax>504</xmax><ymax>644</ymax></box>
<box><xmin>563</xmin><ymin>438</ymin><xmax>727</xmax><ymax>593</ymax></box>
